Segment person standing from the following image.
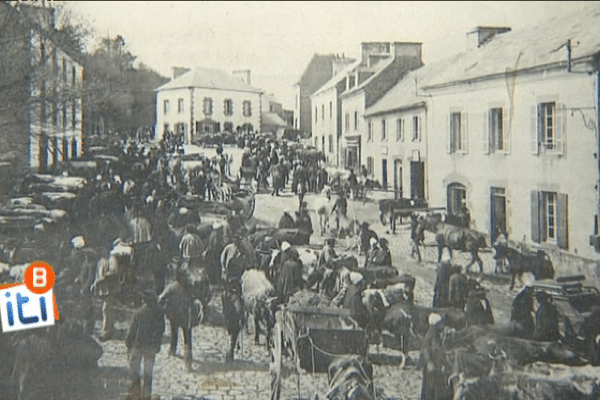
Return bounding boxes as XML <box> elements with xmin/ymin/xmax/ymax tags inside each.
<box><xmin>179</xmin><ymin>224</ymin><xmax>205</xmax><ymax>270</ymax></box>
<box><xmin>125</xmin><ymin>291</ymin><xmax>165</xmax><ymax>400</ymax></box>
<box><xmin>410</xmin><ymin>214</ymin><xmax>425</xmax><ymax>262</ymax></box>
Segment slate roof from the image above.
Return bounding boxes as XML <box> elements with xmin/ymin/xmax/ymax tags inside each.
<box><xmin>423</xmin><ymin>3</ymin><xmax>600</xmax><ymax>89</ymax></box>
<box><xmin>156</xmin><ymin>68</ymin><xmax>263</xmax><ymax>93</ymax></box>
<box><xmin>311</xmin><ymin>59</ymin><xmax>363</xmax><ymax>97</ymax></box>
<box><xmin>261</xmin><ymin>112</ymin><xmax>287</xmax><ymax>127</ymax></box>
<box><xmin>366</xmin><ymin>3</ymin><xmax>600</xmax><ymax>116</ymax></box>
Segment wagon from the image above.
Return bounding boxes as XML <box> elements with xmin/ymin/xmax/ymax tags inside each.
<box><xmin>269</xmin><ymin>299</ymin><xmax>367</xmax><ymax>400</ymax></box>
<box><xmin>178</xmin><ymin>188</ymin><xmax>256</xmax><ymax>221</ymax></box>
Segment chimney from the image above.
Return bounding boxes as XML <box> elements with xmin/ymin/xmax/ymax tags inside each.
<box><xmin>172</xmin><ymin>67</ymin><xmax>190</xmax><ymax>80</ymax></box>
<box><xmin>360</xmin><ymin>42</ymin><xmax>392</xmax><ymax>67</ymax></box>
<box><xmin>466</xmin><ymin>26</ymin><xmax>511</xmax><ymax>50</ymax></box>
<box><xmin>233</xmin><ymin>69</ymin><xmax>252</xmax><ymax>86</ymax></box>
<box><xmin>391</xmin><ymin>42</ymin><xmax>422</xmax><ymax>63</ymax></box>
<box><xmin>332</xmin><ymin>56</ymin><xmax>355</xmax><ymax>76</ymax></box>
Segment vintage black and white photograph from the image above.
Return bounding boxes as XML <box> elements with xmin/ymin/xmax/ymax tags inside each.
<box><xmin>1</xmin><ymin>1</ymin><xmax>600</xmax><ymax>399</ymax></box>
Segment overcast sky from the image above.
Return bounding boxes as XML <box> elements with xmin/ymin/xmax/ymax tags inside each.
<box><xmin>65</xmin><ymin>1</ymin><xmax>589</xmax><ymax>108</ymax></box>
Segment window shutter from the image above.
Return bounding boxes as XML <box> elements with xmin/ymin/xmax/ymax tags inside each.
<box><xmin>483</xmin><ymin>110</ymin><xmax>489</xmax><ymax>154</ymax></box>
<box><xmin>555</xmin><ymin>103</ymin><xmax>565</xmax><ymax>155</ymax></box>
<box><xmin>557</xmin><ymin>193</ymin><xmax>568</xmax><ymax>249</ymax></box>
<box><xmin>503</xmin><ymin>107</ymin><xmax>510</xmax><ymax>154</ymax></box>
<box><xmin>530</xmin><ymin>105</ymin><xmax>539</xmax><ymax>155</ymax></box>
<box><xmin>462</xmin><ymin>112</ymin><xmax>468</xmax><ymax>153</ymax></box>
<box><xmin>446</xmin><ymin>113</ymin><xmax>451</xmax><ymax>154</ymax></box>
<box><xmin>531</xmin><ymin>190</ymin><xmax>540</xmax><ymax>243</ymax></box>
<box><xmin>418</xmin><ymin>116</ymin><xmax>422</xmax><ymax>142</ymax></box>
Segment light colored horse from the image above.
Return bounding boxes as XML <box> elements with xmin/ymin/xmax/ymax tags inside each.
<box><xmin>307</xmin><ymin>186</ymin><xmax>336</xmax><ymax>236</ymax></box>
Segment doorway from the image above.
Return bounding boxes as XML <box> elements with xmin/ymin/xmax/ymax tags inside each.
<box><xmin>394</xmin><ymin>159</ymin><xmax>403</xmax><ymax>199</ymax></box>
<box><xmin>410</xmin><ymin>161</ymin><xmax>425</xmax><ymax>199</ymax></box>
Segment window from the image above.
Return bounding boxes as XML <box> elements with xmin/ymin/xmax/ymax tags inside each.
<box><xmin>178</xmin><ymin>98</ymin><xmax>184</xmax><ymax>113</ymax></box>
<box><xmin>381</xmin><ymin>119</ymin><xmax>387</xmax><ymax>141</ymax></box>
<box><xmin>203</xmin><ymin>98</ymin><xmax>213</xmax><ymax>115</ymax></box>
<box><xmin>366</xmin><ymin>156</ymin><xmax>374</xmax><ymax>176</ymax></box>
<box><xmin>62</xmin><ymin>58</ymin><xmax>68</xmax><ymax>84</ymax></box>
<box><xmin>531</xmin><ymin>190</ymin><xmax>568</xmax><ymax>249</ymax></box>
<box><xmin>345</xmin><ymin>113</ymin><xmax>350</xmax><ymax>133</ymax></box>
<box><xmin>322</xmin><ymin>104</ymin><xmax>325</xmax><ymax>120</ymax></box>
<box><xmin>72</xmin><ymin>99</ymin><xmax>76</xmax><ymax>130</ymax></box>
<box><xmin>72</xmin><ymin>66</ymin><xmax>77</xmax><ymax>86</ymax></box>
<box><xmin>330</xmin><ymin>102</ymin><xmax>333</xmax><ymax>119</ymax></box>
<box><xmin>412</xmin><ymin>115</ymin><xmax>421</xmax><ymax>141</ymax></box>
<box><xmin>243</xmin><ymin>100</ymin><xmax>252</xmax><ymax>117</ymax></box>
<box><xmin>532</xmin><ymin>102</ymin><xmax>564</xmax><ymax>155</ymax></box>
<box><xmin>224</xmin><ymin>122</ymin><xmax>233</xmax><ymax>132</ymax></box>
<box><xmin>224</xmin><ymin>99</ymin><xmax>233</xmax><ymax>115</ymax></box>
<box><xmin>396</xmin><ymin>118</ymin><xmax>404</xmax><ymax>141</ymax></box>
<box><xmin>367</xmin><ymin>121</ymin><xmax>373</xmax><ymax>141</ymax></box>
<box><xmin>328</xmin><ymin>135</ymin><xmax>333</xmax><ymax>153</ymax></box>
<box><xmin>176</xmin><ymin>123</ymin><xmax>186</xmax><ymax>135</ymax></box>
<box><xmin>71</xmin><ymin>137</ymin><xmax>77</xmax><ymax>159</ymax></box>
<box><xmin>164</xmin><ymin>100</ymin><xmax>170</xmax><ymax>115</ymax></box>
<box><xmin>354</xmin><ymin>111</ymin><xmax>358</xmax><ymax>131</ymax></box>
<box><xmin>63</xmin><ymin>100</ymin><xmax>68</xmax><ymax>131</ymax></box>
<box><xmin>447</xmin><ymin>183</ymin><xmax>467</xmax><ymax>215</ymax></box>
<box><xmin>485</xmin><ymin>107</ymin><xmax>506</xmax><ymax>153</ymax></box>
<box><xmin>315</xmin><ymin>107</ymin><xmax>318</xmax><ymax>123</ymax></box>
<box><xmin>448</xmin><ymin>111</ymin><xmax>467</xmax><ymax>153</ymax></box>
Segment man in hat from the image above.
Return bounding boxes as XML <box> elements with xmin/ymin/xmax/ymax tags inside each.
<box><xmin>331</xmin><ymin>191</ymin><xmax>348</xmax><ymax>231</ymax></box>
<box><xmin>295</xmin><ymin>202</ymin><xmax>313</xmax><ymax>245</ymax></box>
<box><xmin>126</xmin><ymin>290</ymin><xmax>165</xmax><ymax>400</ymax></box>
<box><xmin>465</xmin><ymin>288</ymin><xmax>494</xmax><ymax>327</ymax></box>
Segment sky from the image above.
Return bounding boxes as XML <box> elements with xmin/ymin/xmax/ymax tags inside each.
<box><xmin>64</xmin><ymin>1</ymin><xmax>590</xmax><ymax>109</ymax></box>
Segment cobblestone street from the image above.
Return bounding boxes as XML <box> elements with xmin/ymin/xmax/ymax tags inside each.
<box><xmin>93</xmin><ymin>189</ymin><xmax>516</xmax><ymax>400</ymax></box>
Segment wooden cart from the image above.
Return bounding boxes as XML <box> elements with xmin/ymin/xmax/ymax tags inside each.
<box><xmin>269</xmin><ymin>304</ymin><xmax>367</xmax><ymax>400</ymax></box>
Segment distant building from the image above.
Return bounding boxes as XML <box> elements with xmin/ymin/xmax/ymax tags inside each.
<box><xmin>312</xmin><ymin>43</ymin><xmax>423</xmax><ymax>169</ymax></box>
<box><xmin>260</xmin><ymin>94</ymin><xmax>287</xmax><ymax>137</ymax></box>
<box><xmin>0</xmin><ymin>2</ymin><xmax>84</xmax><ymax>174</ymax></box>
<box><xmin>155</xmin><ymin>68</ymin><xmax>263</xmax><ymax>143</ymax></box>
<box><xmin>293</xmin><ymin>54</ymin><xmax>355</xmax><ymax>137</ymax></box>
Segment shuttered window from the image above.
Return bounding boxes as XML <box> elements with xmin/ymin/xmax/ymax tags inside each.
<box><xmin>531</xmin><ymin>102</ymin><xmax>565</xmax><ymax>155</ymax></box>
<box><xmin>412</xmin><ymin>115</ymin><xmax>421</xmax><ymax>141</ymax></box>
<box><xmin>531</xmin><ymin>190</ymin><xmax>568</xmax><ymax>249</ymax></box>
<box><xmin>449</xmin><ymin>111</ymin><xmax>468</xmax><ymax>153</ymax></box>
<box><xmin>396</xmin><ymin>118</ymin><xmax>404</xmax><ymax>142</ymax></box>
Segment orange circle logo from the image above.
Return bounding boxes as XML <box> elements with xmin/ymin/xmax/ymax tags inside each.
<box><xmin>24</xmin><ymin>261</ymin><xmax>55</xmax><ymax>295</ymax></box>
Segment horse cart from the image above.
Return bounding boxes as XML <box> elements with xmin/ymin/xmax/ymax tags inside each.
<box><xmin>269</xmin><ymin>294</ymin><xmax>368</xmax><ymax>400</ymax></box>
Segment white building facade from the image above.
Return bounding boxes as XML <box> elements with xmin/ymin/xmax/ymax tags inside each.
<box><xmin>155</xmin><ymin>68</ymin><xmax>262</xmax><ymax>144</ymax></box>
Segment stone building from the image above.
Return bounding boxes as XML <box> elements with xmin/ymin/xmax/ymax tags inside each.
<box><xmin>0</xmin><ymin>2</ymin><xmax>84</xmax><ymax>174</ymax></box>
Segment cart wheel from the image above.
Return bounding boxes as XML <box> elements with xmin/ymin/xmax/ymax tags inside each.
<box><xmin>269</xmin><ymin>319</ymin><xmax>283</xmax><ymax>400</ymax></box>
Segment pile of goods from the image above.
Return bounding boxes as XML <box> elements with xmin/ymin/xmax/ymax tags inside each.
<box><xmin>287</xmin><ymin>290</ymin><xmax>334</xmax><ymax>309</ymax></box>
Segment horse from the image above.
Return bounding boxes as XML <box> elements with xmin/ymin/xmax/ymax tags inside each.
<box><xmin>493</xmin><ymin>242</ymin><xmax>555</xmax><ymax>290</ymax></box>
<box><xmin>379</xmin><ymin>198</ymin><xmax>428</xmax><ymax>233</ymax></box>
<box><xmin>308</xmin><ymin>186</ymin><xmax>336</xmax><ymax>236</ymax></box>
<box><xmin>158</xmin><ymin>280</ymin><xmax>203</xmax><ymax>371</ymax></box>
<box><xmin>221</xmin><ymin>285</ymin><xmax>246</xmax><ymax>362</ymax></box>
<box><xmin>428</xmin><ymin>217</ymin><xmax>488</xmax><ymax>273</ymax></box>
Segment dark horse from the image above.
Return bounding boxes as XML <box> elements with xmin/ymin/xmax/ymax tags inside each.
<box><xmin>427</xmin><ymin>217</ymin><xmax>487</xmax><ymax>273</ymax></box>
<box><xmin>493</xmin><ymin>242</ymin><xmax>555</xmax><ymax>290</ymax></box>
<box><xmin>379</xmin><ymin>198</ymin><xmax>428</xmax><ymax>233</ymax></box>
<box><xmin>221</xmin><ymin>283</ymin><xmax>246</xmax><ymax>362</ymax></box>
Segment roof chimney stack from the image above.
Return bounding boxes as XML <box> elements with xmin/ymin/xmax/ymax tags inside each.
<box><xmin>172</xmin><ymin>67</ymin><xmax>190</xmax><ymax>80</ymax></box>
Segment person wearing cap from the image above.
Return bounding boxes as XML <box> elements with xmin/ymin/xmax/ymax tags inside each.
<box><xmin>295</xmin><ymin>203</ymin><xmax>313</xmax><ymax>245</ymax></box>
<box><xmin>419</xmin><ymin>315</ymin><xmax>454</xmax><ymax>400</ymax></box>
<box><xmin>365</xmin><ymin>237</ymin><xmax>392</xmax><ymax>268</ymax></box>
<box><xmin>331</xmin><ymin>191</ymin><xmax>348</xmax><ymax>231</ymax></box>
<box><xmin>465</xmin><ymin>288</ymin><xmax>494</xmax><ymax>327</ymax></box>
<box><xmin>125</xmin><ymin>290</ymin><xmax>165</xmax><ymax>400</ymax></box>
<box><xmin>533</xmin><ymin>291</ymin><xmax>560</xmax><ymax>341</ymax></box>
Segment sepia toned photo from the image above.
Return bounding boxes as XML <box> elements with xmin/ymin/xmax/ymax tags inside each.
<box><xmin>1</xmin><ymin>1</ymin><xmax>600</xmax><ymax>399</ymax></box>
